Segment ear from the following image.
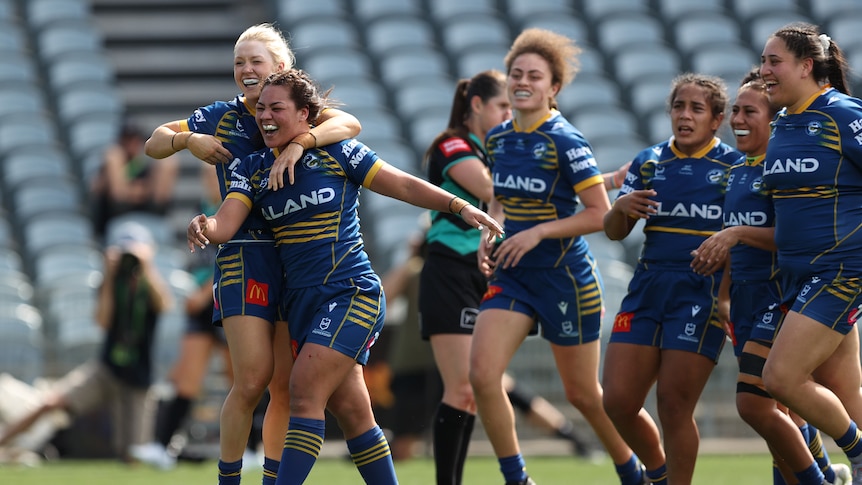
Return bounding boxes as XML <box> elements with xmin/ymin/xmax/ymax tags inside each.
<box><xmin>800</xmin><ymin>57</ymin><xmax>814</xmax><ymax>78</ymax></box>
<box><xmin>299</xmin><ymin>106</ymin><xmax>310</xmax><ymax>122</ymax></box>
<box><xmin>469</xmin><ymin>94</ymin><xmax>483</xmax><ymax>114</ymax></box>
<box><xmin>710</xmin><ymin>112</ymin><xmax>725</xmax><ymax>132</ymax></box>
<box><xmin>550</xmin><ymin>82</ymin><xmax>561</xmax><ymax>100</ymax></box>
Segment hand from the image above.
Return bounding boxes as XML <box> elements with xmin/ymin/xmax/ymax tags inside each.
<box><xmin>610</xmin><ymin>161</ymin><xmax>632</xmax><ymax>189</ymax></box>
<box><xmin>612</xmin><ymin>189</ymin><xmax>659</xmax><ymax>219</ymax></box>
<box><xmin>690</xmin><ymin>229</ymin><xmax>736</xmax><ymax>276</ymax></box>
<box><xmin>187</xmin><ymin>214</ymin><xmax>210</xmax><ymax>252</ymax></box>
<box><xmin>477</xmin><ymin>237</ymin><xmax>497</xmax><ymax>278</ymax></box>
<box><xmin>268</xmin><ymin>142</ymin><xmax>304</xmax><ymax>189</ymax></box>
<box><xmin>459</xmin><ymin>205</ymin><xmax>504</xmax><ymax>243</ymax></box>
<box><xmin>489</xmin><ymin>227</ymin><xmax>542</xmax><ymax>269</ymax></box>
<box><xmin>187</xmin><ymin>133</ymin><xmax>232</xmax><ymax>165</ymax></box>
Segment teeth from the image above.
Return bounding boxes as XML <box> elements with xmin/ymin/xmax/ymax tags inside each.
<box><xmin>734</xmin><ymin>129</ymin><xmax>750</xmax><ymax>136</ymax></box>
<box><xmin>243</xmin><ymin>79</ymin><xmax>259</xmax><ymax>86</ymax></box>
<box><xmin>262</xmin><ymin>124</ymin><xmax>277</xmax><ymax>131</ymax></box>
<box><xmin>514</xmin><ymin>90</ymin><xmax>530</xmax><ymax>98</ymax></box>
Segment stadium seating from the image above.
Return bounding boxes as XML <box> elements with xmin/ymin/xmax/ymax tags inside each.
<box><xmin>671</xmin><ymin>13</ymin><xmax>742</xmax><ymax>58</ymax></box>
<box><xmin>429</xmin><ymin>0</ymin><xmax>498</xmax><ymax>23</ymax></box>
<box><xmin>595</xmin><ymin>13</ymin><xmax>666</xmax><ymax>57</ymax></box>
<box><xmin>439</xmin><ymin>14</ymin><xmax>511</xmax><ymax>58</ymax></box>
<box><xmin>365</xmin><ymin>15</ymin><xmax>438</xmax><ymax>58</ymax></box>
<box><xmin>657</xmin><ymin>0</ymin><xmax>726</xmax><ymax>24</ymax></box>
<box><xmin>377</xmin><ymin>46</ymin><xmax>451</xmax><ymax>87</ymax></box>
<box><xmin>276</xmin><ymin>0</ymin><xmax>347</xmax><ymax>25</ymax></box>
<box><xmin>284</xmin><ymin>17</ymin><xmax>360</xmax><ymax>57</ymax></box>
<box><xmin>25</xmin><ymin>0</ymin><xmax>91</xmax><ymax>31</ymax></box>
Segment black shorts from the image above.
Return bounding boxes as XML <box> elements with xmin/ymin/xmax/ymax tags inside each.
<box><xmin>418</xmin><ymin>250</ymin><xmax>487</xmax><ymax>339</ymax></box>
<box><xmin>185</xmin><ymin>308</ymin><xmax>227</xmax><ymax>344</ymax></box>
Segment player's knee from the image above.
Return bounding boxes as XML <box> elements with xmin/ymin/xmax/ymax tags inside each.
<box><xmin>448</xmin><ymin>381</ymin><xmax>475</xmax><ymax>410</ymax></box>
<box><xmin>602</xmin><ymin>392</ymin><xmax>638</xmax><ymax>421</ymax></box>
<box><xmin>229</xmin><ymin>375</ymin><xmax>270</xmax><ymax>405</ymax></box>
<box><xmin>565</xmin><ymin>390</ymin><xmax>602</xmax><ymax>416</ymax></box>
<box><xmin>735</xmin><ymin>385</ymin><xmax>773</xmax><ymax>426</ymax></box>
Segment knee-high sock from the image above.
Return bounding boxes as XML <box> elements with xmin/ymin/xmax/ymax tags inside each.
<box><xmin>803</xmin><ymin>424</ymin><xmax>835</xmax><ymax>482</ymax></box>
<box><xmin>433</xmin><ymin>403</ymin><xmax>474</xmax><ymax>485</ymax></box>
<box><xmin>262</xmin><ymin>456</ymin><xmax>279</xmax><ymax>485</ymax></box>
<box><xmin>347</xmin><ymin>426</ymin><xmax>398</xmax><ymax>485</ymax></box>
<box><xmin>274</xmin><ymin>417</ymin><xmax>325</xmax><ymax>485</ymax></box>
<box><xmin>218</xmin><ymin>458</ymin><xmax>242</xmax><ymax>485</ymax></box>
<box><xmin>156</xmin><ymin>396</ymin><xmax>191</xmax><ymax>447</ymax></box>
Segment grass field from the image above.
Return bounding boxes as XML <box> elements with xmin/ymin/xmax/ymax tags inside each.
<box><xmin>0</xmin><ymin>453</ymin><xmax>831</xmax><ymax>485</ymax></box>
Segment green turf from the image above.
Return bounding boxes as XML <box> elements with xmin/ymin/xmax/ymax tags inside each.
<box><xmin>0</xmin><ymin>453</ymin><xmax>826</xmax><ymax>484</ymax></box>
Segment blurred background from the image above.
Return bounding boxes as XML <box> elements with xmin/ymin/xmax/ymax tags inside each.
<box><xmin>0</xmin><ymin>0</ymin><xmax>860</xmax><ymax>460</ymax></box>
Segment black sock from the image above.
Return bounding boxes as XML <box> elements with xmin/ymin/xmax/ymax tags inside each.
<box><xmin>454</xmin><ymin>413</ymin><xmax>475</xmax><ymax>485</ymax></box>
<box><xmin>155</xmin><ymin>396</ymin><xmax>192</xmax><ymax>446</ymax></box>
<box><xmin>433</xmin><ymin>403</ymin><xmax>474</xmax><ymax>485</ymax></box>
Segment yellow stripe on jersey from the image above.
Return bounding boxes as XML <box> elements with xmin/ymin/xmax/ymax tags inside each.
<box><xmin>771</xmin><ymin>186</ymin><xmax>837</xmax><ymax>199</ymax></box>
<box><xmin>502</xmin><ymin>197</ymin><xmax>557</xmax><ymax>221</ymax></box>
<box><xmin>643</xmin><ymin>226</ymin><xmax>717</xmax><ymax>237</ymax></box>
<box><xmin>215</xmin><ymin>111</ymin><xmax>240</xmax><ymax>143</ymax></box>
<box><xmin>272</xmin><ymin>211</ymin><xmax>340</xmax><ymax>244</ymax></box>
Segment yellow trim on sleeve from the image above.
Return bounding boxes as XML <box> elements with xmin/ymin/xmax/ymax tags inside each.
<box><xmin>362</xmin><ymin>160</ymin><xmax>385</xmax><ymax>187</ymax></box>
<box><xmin>225</xmin><ymin>192</ymin><xmax>253</xmax><ymax>209</ymax></box>
<box><xmin>573</xmin><ymin>174</ymin><xmax>605</xmax><ymax>194</ymax></box>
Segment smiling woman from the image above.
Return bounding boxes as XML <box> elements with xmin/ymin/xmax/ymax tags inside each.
<box><xmin>186</xmin><ymin>68</ymin><xmax>503</xmax><ymax>485</ymax></box>
<box><xmin>137</xmin><ymin>23</ymin><xmax>362</xmax><ymax>485</ymax></box>
<box><xmin>467</xmin><ymin>28</ymin><xmax>644</xmax><ymax>485</ymax></box>
<box><xmin>755</xmin><ymin>22</ymin><xmax>862</xmax><ymax>484</ymax></box>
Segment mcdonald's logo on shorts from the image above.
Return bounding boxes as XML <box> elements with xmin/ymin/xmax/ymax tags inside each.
<box><xmin>612</xmin><ymin>312</ymin><xmax>634</xmax><ymax>333</ymax></box>
<box><xmin>481</xmin><ymin>285</ymin><xmax>503</xmax><ymax>303</ymax></box>
<box><xmin>245</xmin><ymin>279</ymin><xmax>269</xmax><ymax>306</ymax></box>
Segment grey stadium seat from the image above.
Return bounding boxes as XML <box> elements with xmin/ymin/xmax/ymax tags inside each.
<box><xmin>595</xmin><ymin>13</ymin><xmax>666</xmax><ymax>57</ymax></box>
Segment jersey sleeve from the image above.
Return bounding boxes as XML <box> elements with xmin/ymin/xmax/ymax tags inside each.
<box><xmin>438</xmin><ymin>136</ymin><xmax>480</xmax><ymax>177</ymax></box>
<box><xmin>186</xmin><ymin>101</ymin><xmax>228</xmax><ymax>136</ymax></box>
<box><xmin>225</xmin><ymin>151</ymin><xmax>264</xmax><ymax>208</ymax></box>
<box><xmin>617</xmin><ymin>146</ymin><xmax>655</xmax><ymax>196</ymax></box>
<box><xmin>558</xmin><ymin>134</ymin><xmax>603</xmax><ymax>193</ymax></box>
<box><xmin>336</xmin><ymin>139</ymin><xmax>384</xmax><ymax>187</ymax></box>
<box><xmin>837</xmin><ymin>100</ymin><xmax>862</xmax><ymax>170</ymax></box>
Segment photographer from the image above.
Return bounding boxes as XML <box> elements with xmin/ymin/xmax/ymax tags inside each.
<box><xmin>0</xmin><ymin>222</ymin><xmax>172</xmax><ymax>462</ymax></box>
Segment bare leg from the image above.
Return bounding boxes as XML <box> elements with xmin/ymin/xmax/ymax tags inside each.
<box><xmin>602</xmin><ymin>342</ymin><xmax>665</xmax><ymax>470</ymax></box>
<box><xmin>220</xmin><ymin>315</ymin><xmax>274</xmax><ymax>462</ymax></box>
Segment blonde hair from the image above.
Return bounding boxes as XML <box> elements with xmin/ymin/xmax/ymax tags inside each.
<box><xmin>235</xmin><ymin>23</ymin><xmax>295</xmax><ymax>71</ymax></box>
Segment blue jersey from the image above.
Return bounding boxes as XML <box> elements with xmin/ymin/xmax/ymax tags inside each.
<box><xmin>618</xmin><ymin>137</ymin><xmax>740</xmax><ymax>267</ymax></box>
<box><xmin>763</xmin><ymin>86</ymin><xmax>862</xmax><ymax>276</ymax></box>
<box><xmin>228</xmin><ymin>139</ymin><xmax>383</xmax><ymax>289</ymax></box>
<box><xmin>723</xmin><ymin>154</ymin><xmax>777</xmax><ymax>281</ymax></box>
<box><xmin>180</xmin><ymin>95</ymin><xmax>270</xmax><ymax>238</ymax></box>
<box><xmin>486</xmin><ymin>110</ymin><xmax>603</xmax><ymax>268</ymax></box>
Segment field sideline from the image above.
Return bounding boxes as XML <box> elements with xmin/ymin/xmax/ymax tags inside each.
<box><xmin>0</xmin><ymin>453</ymin><xmax>844</xmax><ymax>485</ymax></box>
